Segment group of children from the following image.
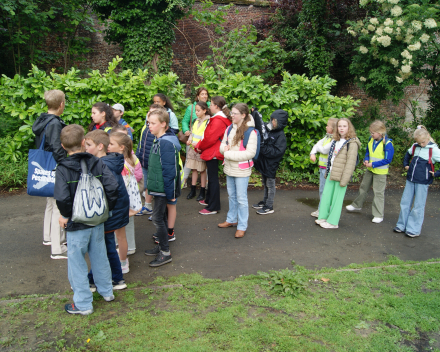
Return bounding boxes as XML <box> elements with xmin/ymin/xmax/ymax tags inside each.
<box><xmin>310</xmin><ymin>119</ymin><xmax>440</xmax><ymax>237</ymax></box>
<box><xmin>33</xmin><ymin>88</ymin><xmax>440</xmax><ymax>316</ymax></box>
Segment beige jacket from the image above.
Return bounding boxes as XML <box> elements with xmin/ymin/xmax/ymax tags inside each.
<box><xmin>329</xmin><ymin>137</ymin><xmax>361</xmax><ymax>187</ymax></box>
<box><xmin>220</xmin><ymin>116</ymin><xmax>257</xmax><ymax>177</ymax></box>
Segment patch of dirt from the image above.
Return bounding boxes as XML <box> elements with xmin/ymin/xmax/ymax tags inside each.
<box><xmin>0</xmin><ymin>187</ymin><xmax>27</xmax><ymax>197</ymax></box>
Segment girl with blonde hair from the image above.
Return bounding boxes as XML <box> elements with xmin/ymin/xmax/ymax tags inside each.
<box><xmin>346</xmin><ymin>120</ymin><xmax>394</xmax><ymax>223</ymax></box>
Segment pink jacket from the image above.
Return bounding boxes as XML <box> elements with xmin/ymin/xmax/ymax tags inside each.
<box><xmin>122</xmin><ymin>155</ymin><xmax>143</xmax><ymax>182</ymax></box>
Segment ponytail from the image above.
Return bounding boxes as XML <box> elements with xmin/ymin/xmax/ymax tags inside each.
<box><xmin>212</xmin><ymin>96</ymin><xmax>231</xmax><ymax>121</ymax></box>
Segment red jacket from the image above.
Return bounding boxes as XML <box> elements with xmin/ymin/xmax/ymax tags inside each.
<box><xmin>196</xmin><ymin>112</ymin><xmax>231</xmax><ymax>161</ymax></box>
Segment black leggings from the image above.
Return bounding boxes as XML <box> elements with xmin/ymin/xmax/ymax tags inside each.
<box><xmin>205</xmin><ymin>159</ymin><xmax>221</xmax><ymax>211</ymax></box>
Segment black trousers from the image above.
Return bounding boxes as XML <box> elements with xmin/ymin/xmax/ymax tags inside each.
<box><xmin>205</xmin><ymin>159</ymin><xmax>221</xmax><ymax>211</ymax></box>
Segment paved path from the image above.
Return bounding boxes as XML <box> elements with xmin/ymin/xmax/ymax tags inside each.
<box><xmin>1</xmin><ymin>188</ymin><xmax>439</xmax><ymax>297</ymax></box>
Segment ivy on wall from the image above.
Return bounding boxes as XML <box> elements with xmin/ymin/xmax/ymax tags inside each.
<box><xmin>92</xmin><ymin>0</ymin><xmax>194</xmax><ymax>75</ymax></box>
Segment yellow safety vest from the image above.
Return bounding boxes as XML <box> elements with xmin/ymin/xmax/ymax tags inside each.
<box><xmin>318</xmin><ymin>137</ymin><xmax>332</xmax><ymax>167</ymax></box>
<box><xmin>190</xmin><ymin>118</ymin><xmax>209</xmax><ymax>149</ymax></box>
<box><xmin>367</xmin><ymin>138</ymin><xmax>392</xmax><ymax>175</ymax></box>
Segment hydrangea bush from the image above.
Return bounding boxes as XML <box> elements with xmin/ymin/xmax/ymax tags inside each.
<box><xmin>347</xmin><ymin>0</ymin><xmax>439</xmax><ymax>104</ymax></box>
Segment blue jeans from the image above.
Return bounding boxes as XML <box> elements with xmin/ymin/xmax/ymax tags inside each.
<box><xmin>396</xmin><ymin>180</ymin><xmax>428</xmax><ymax>235</ymax></box>
<box><xmin>88</xmin><ymin>231</ymin><xmax>123</xmax><ymax>284</ymax></box>
<box><xmin>142</xmin><ymin>167</ymin><xmax>148</xmax><ymax>190</ymax></box>
<box><xmin>67</xmin><ymin>223</ymin><xmax>113</xmax><ymax>311</ymax></box>
<box><xmin>226</xmin><ymin>176</ymin><xmax>250</xmax><ymax>231</ymax></box>
<box><xmin>318</xmin><ymin>168</ymin><xmax>326</xmax><ymax>210</ymax></box>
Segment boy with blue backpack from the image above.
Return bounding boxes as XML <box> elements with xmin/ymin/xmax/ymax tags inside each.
<box><xmin>252</xmin><ymin>109</ymin><xmax>289</xmax><ymax>215</ymax></box>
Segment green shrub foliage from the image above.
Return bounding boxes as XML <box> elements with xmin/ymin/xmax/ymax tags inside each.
<box><xmin>197</xmin><ymin>62</ymin><xmax>359</xmax><ymax>171</ymax></box>
<box><xmin>0</xmin><ymin>57</ymin><xmax>189</xmax><ymax>162</ymax></box>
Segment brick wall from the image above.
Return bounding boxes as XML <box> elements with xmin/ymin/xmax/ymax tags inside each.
<box><xmin>48</xmin><ymin>2</ymin><xmax>429</xmax><ymax>119</ymax></box>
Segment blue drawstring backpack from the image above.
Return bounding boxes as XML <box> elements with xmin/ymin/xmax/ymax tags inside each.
<box><xmin>27</xmin><ymin>125</ymin><xmax>57</xmax><ymax>197</ymax></box>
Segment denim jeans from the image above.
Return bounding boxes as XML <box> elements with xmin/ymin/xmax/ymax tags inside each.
<box><xmin>262</xmin><ymin>175</ymin><xmax>276</xmax><ymax>208</ymax></box>
<box><xmin>67</xmin><ymin>223</ymin><xmax>113</xmax><ymax>311</ymax></box>
<box><xmin>88</xmin><ymin>230</ymin><xmax>123</xmax><ymax>285</ymax></box>
<box><xmin>142</xmin><ymin>167</ymin><xmax>148</xmax><ymax>190</ymax></box>
<box><xmin>226</xmin><ymin>176</ymin><xmax>250</xmax><ymax>231</ymax></box>
<box><xmin>396</xmin><ymin>180</ymin><xmax>429</xmax><ymax>235</ymax></box>
<box><xmin>318</xmin><ymin>168</ymin><xmax>326</xmax><ymax>210</ymax></box>
<box><xmin>152</xmin><ymin>196</ymin><xmax>169</xmax><ymax>252</ymax></box>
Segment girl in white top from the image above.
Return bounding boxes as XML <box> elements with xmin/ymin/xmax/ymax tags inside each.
<box><xmin>219</xmin><ymin>103</ymin><xmax>258</xmax><ymax>238</ymax></box>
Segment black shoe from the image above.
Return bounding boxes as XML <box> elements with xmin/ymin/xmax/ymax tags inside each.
<box><xmin>145</xmin><ymin>245</ymin><xmax>161</xmax><ymax>256</ymax></box>
<box><xmin>149</xmin><ymin>252</ymin><xmax>172</xmax><ymax>267</ymax></box>
<box><xmin>393</xmin><ymin>227</ymin><xmax>403</xmax><ymax>233</ymax></box>
<box><xmin>154</xmin><ymin>231</ymin><xmax>176</xmax><ymax>244</ymax></box>
<box><xmin>257</xmin><ymin>205</ymin><xmax>274</xmax><ymax>215</ymax></box>
<box><xmin>196</xmin><ymin>187</ymin><xmax>206</xmax><ymax>202</ymax></box>
<box><xmin>187</xmin><ymin>185</ymin><xmax>196</xmax><ymax>199</ymax></box>
<box><xmin>252</xmin><ymin>201</ymin><xmax>265</xmax><ymax>209</ymax></box>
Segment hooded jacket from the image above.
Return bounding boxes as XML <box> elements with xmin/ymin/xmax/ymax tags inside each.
<box><xmin>328</xmin><ymin>137</ymin><xmax>361</xmax><ymax>187</ymax></box>
<box><xmin>196</xmin><ymin>111</ymin><xmax>232</xmax><ymax>161</ymax></box>
<box><xmin>101</xmin><ymin>153</ymin><xmax>130</xmax><ymax>232</ymax></box>
<box><xmin>32</xmin><ymin>113</ymin><xmax>67</xmax><ymax>163</ymax></box>
<box><xmin>136</xmin><ymin>122</ymin><xmax>155</xmax><ymax>169</ymax></box>
<box><xmin>404</xmin><ymin>142</ymin><xmax>440</xmax><ymax>185</ymax></box>
<box><xmin>147</xmin><ymin>129</ymin><xmax>182</xmax><ymax>200</ymax></box>
<box><xmin>253</xmin><ymin>109</ymin><xmax>288</xmax><ymax>178</ymax></box>
<box><xmin>54</xmin><ymin>153</ymin><xmax>119</xmax><ymax>232</ymax></box>
<box><xmin>220</xmin><ymin>116</ymin><xmax>258</xmax><ymax>178</ymax></box>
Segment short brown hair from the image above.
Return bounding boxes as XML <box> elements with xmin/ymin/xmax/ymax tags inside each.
<box><xmin>149</xmin><ymin>109</ymin><xmax>169</xmax><ymax>127</ymax></box>
<box><xmin>44</xmin><ymin>90</ymin><xmax>65</xmax><ymax>110</ymax></box>
<box><xmin>60</xmin><ymin>124</ymin><xmax>84</xmax><ymax>152</ymax></box>
<box><xmin>149</xmin><ymin>104</ymin><xmax>166</xmax><ymax>110</ymax></box>
<box><xmin>110</xmin><ymin>125</ymin><xmax>127</xmax><ymax>134</ymax></box>
<box><xmin>85</xmin><ymin>130</ymin><xmax>110</xmax><ymax>150</ymax></box>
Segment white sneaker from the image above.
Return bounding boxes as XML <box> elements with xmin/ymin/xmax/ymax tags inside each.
<box><xmin>372</xmin><ymin>217</ymin><xmax>383</xmax><ymax>224</ymax></box>
<box><xmin>346</xmin><ymin>204</ymin><xmax>361</xmax><ymax>212</ymax></box>
<box><xmin>311</xmin><ymin>210</ymin><xmax>319</xmax><ymax>218</ymax></box>
<box><xmin>315</xmin><ymin>219</ymin><xmax>327</xmax><ymax>225</ymax></box>
<box><xmin>121</xmin><ymin>258</ymin><xmax>129</xmax><ymax>274</ymax></box>
<box><xmin>127</xmin><ymin>249</ymin><xmax>136</xmax><ymax>256</ymax></box>
<box><xmin>103</xmin><ymin>295</ymin><xmax>115</xmax><ymax>302</ymax></box>
<box><xmin>320</xmin><ymin>221</ymin><xmax>339</xmax><ymax>229</ymax></box>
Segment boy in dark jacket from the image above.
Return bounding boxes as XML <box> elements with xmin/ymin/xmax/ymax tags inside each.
<box><xmin>252</xmin><ymin>109</ymin><xmax>289</xmax><ymax>214</ymax></box>
<box><xmin>32</xmin><ymin>90</ymin><xmax>68</xmax><ymax>259</ymax></box>
<box><xmin>144</xmin><ymin>109</ymin><xmax>181</xmax><ymax>267</ymax></box>
<box><xmin>55</xmin><ymin>124</ymin><xmax>119</xmax><ymax>315</ymax></box>
<box><xmin>84</xmin><ymin>130</ymin><xmax>129</xmax><ymax>291</ymax></box>
<box><xmin>135</xmin><ymin>104</ymin><xmax>166</xmax><ymax>216</ymax></box>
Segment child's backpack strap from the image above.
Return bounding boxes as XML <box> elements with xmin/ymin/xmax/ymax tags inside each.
<box><xmin>225</xmin><ymin>125</ymin><xmax>233</xmax><ymax>145</ymax></box>
<box><xmin>411</xmin><ymin>144</ymin><xmax>417</xmax><ymax>156</ymax></box>
<box><xmin>429</xmin><ymin>148</ymin><xmax>435</xmax><ymax>172</ymax></box>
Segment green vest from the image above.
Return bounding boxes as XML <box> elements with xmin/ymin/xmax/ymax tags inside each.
<box><xmin>318</xmin><ymin>137</ymin><xmax>332</xmax><ymax>167</ymax></box>
<box><xmin>367</xmin><ymin>138</ymin><xmax>392</xmax><ymax>175</ymax></box>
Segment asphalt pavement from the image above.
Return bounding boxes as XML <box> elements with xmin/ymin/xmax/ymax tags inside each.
<box><xmin>1</xmin><ymin>187</ymin><xmax>439</xmax><ymax>298</ymax></box>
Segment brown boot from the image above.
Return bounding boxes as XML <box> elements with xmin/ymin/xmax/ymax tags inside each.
<box><xmin>218</xmin><ymin>222</ymin><xmax>238</xmax><ymax>228</ymax></box>
<box><xmin>235</xmin><ymin>230</ymin><xmax>245</xmax><ymax>238</ymax></box>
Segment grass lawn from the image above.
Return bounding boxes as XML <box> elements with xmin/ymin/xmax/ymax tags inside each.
<box><xmin>1</xmin><ymin>256</ymin><xmax>440</xmax><ymax>352</ymax></box>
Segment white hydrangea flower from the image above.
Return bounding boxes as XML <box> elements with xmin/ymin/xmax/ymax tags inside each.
<box><xmin>391</xmin><ymin>5</ymin><xmax>402</xmax><ymax>16</ymax></box>
<box><xmin>388</xmin><ymin>0</ymin><xmax>399</xmax><ymax>4</ymax></box>
<box><xmin>361</xmin><ymin>28</ymin><xmax>369</xmax><ymax>35</ymax></box>
<box><xmin>360</xmin><ymin>0</ymin><xmax>369</xmax><ymax>6</ymax></box>
<box><xmin>390</xmin><ymin>58</ymin><xmax>399</xmax><ymax>67</ymax></box>
<box><xmin>368</xmin><ymin>24</ymin><xmax>376</xmax><ymax>31</ymax></box>
<box><xmin>408</xmin><ymin>42</ymin><xmax>421</xmax><ymax>51</ymax></box>
<box><xmin>377</xmin><ymin>35</ymin><xmax>392</xmax><ymax>47</ymax></box>
<box><xmin>404</xmin><ymin>34</ymin><xmax>414</xmax><ymax>44</ymax></box>
<box><xmin>401</xmin><ymin>65</ymin><xmax>411</xmax><ymax>73</ymax></box>
<box><xmin>408</xmin><ymin>61</ymin><xmax>413</xmax><ymax>66</ymax></box>
<box><xmin>424</xmin><ymin>19</ymin><xmax>437</xmax><ymax>29</ymax></box>
<box><xmin>371</xmin><ymin>35</ymin><xmax>377</xmax><ymax>44</ymax></box>
<box><xmin>360</xmin><ymin>77</ymin><xmax>367</xmax><ymax>82</ymax></box>
<box><xmin>396</xmin><ymin>20</ymin><xmax>404</xmax><ymax>26</ymax></box>
<box><xmin>384</xmin><ymin>18</ymin><xmax>393</xmax><ymax>26</ymax></box>
<box><xmin>359</xmin><ymin>46</ymin><xmax>369</xmax><ymax>54</ymax></box>
<box><xmin>396</xmin><ymin>27</ymin><xmax>401</xmax><ymax>34</ymax></box>
<box><xmin>396</xmin><ymin>35</ymin><xmax>403</xmax><ymax>41</ymax></box>
<box><xmin>420</xmin><ymin>33</ymin><xmax>430</xmax><ymax>43</ymax></box>
<box><xmin>370</xmin><ymin>18</ymin><xmax>379</xmax><ymax>25</ymax></box>
<box><xmin>401</xmin><ymin>50</ymin><xmax>412</xmax><ymax>59</ymax></box>
<box><xmin>376</xmin><ymin>27</ymin><xmax>384</xmax><ymax>35</ymax></box>
<box><xmin>376</xmin><ymin>0</ymin><xmax>385</xmax><ymax>3</ymax></box>
<box><xmin>396</xmin><ymin>76</ymin><xmax>403</xmax><ymax>83</ymax></box>
<box><xmin>412</xmin><ymin>20</ymin><xmax>422</xmax><ymax>31</ymax></box>
<box><xmin>384</xmin><ymin>27</ymin><xmax>393</xmax><ymax>34</ymax></box>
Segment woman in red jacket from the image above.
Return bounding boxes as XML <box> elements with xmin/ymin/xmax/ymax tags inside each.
<box><xmin>195</xmin><ymin>96</ymin><xmax>232</xmax><ymax>215</ymax></box>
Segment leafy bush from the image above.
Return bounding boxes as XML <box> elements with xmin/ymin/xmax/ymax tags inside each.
<box><xmin>0</xmin><ymin>57</ymin><xmax>189</xmax><ymax>158</ymax></box>
<box><xmin>197</xmin><ymin>62</ymin><xmax>360</xmax><ymax>173</ymax></box>
<box><xmin>0</xmin><ymin>159</ymin><xmax>27</xmax><ymax>189</ymax></box>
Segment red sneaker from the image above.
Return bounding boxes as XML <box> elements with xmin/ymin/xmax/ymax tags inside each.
<box><xmin>199</xmin><ymin>200</ymin><xmax>208</xmax><ymax>206</ymax></box>
<box><xmin>199</xmin><ymin>208</ymin><xmax>218</xmax><ymax>215</ymax></box>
